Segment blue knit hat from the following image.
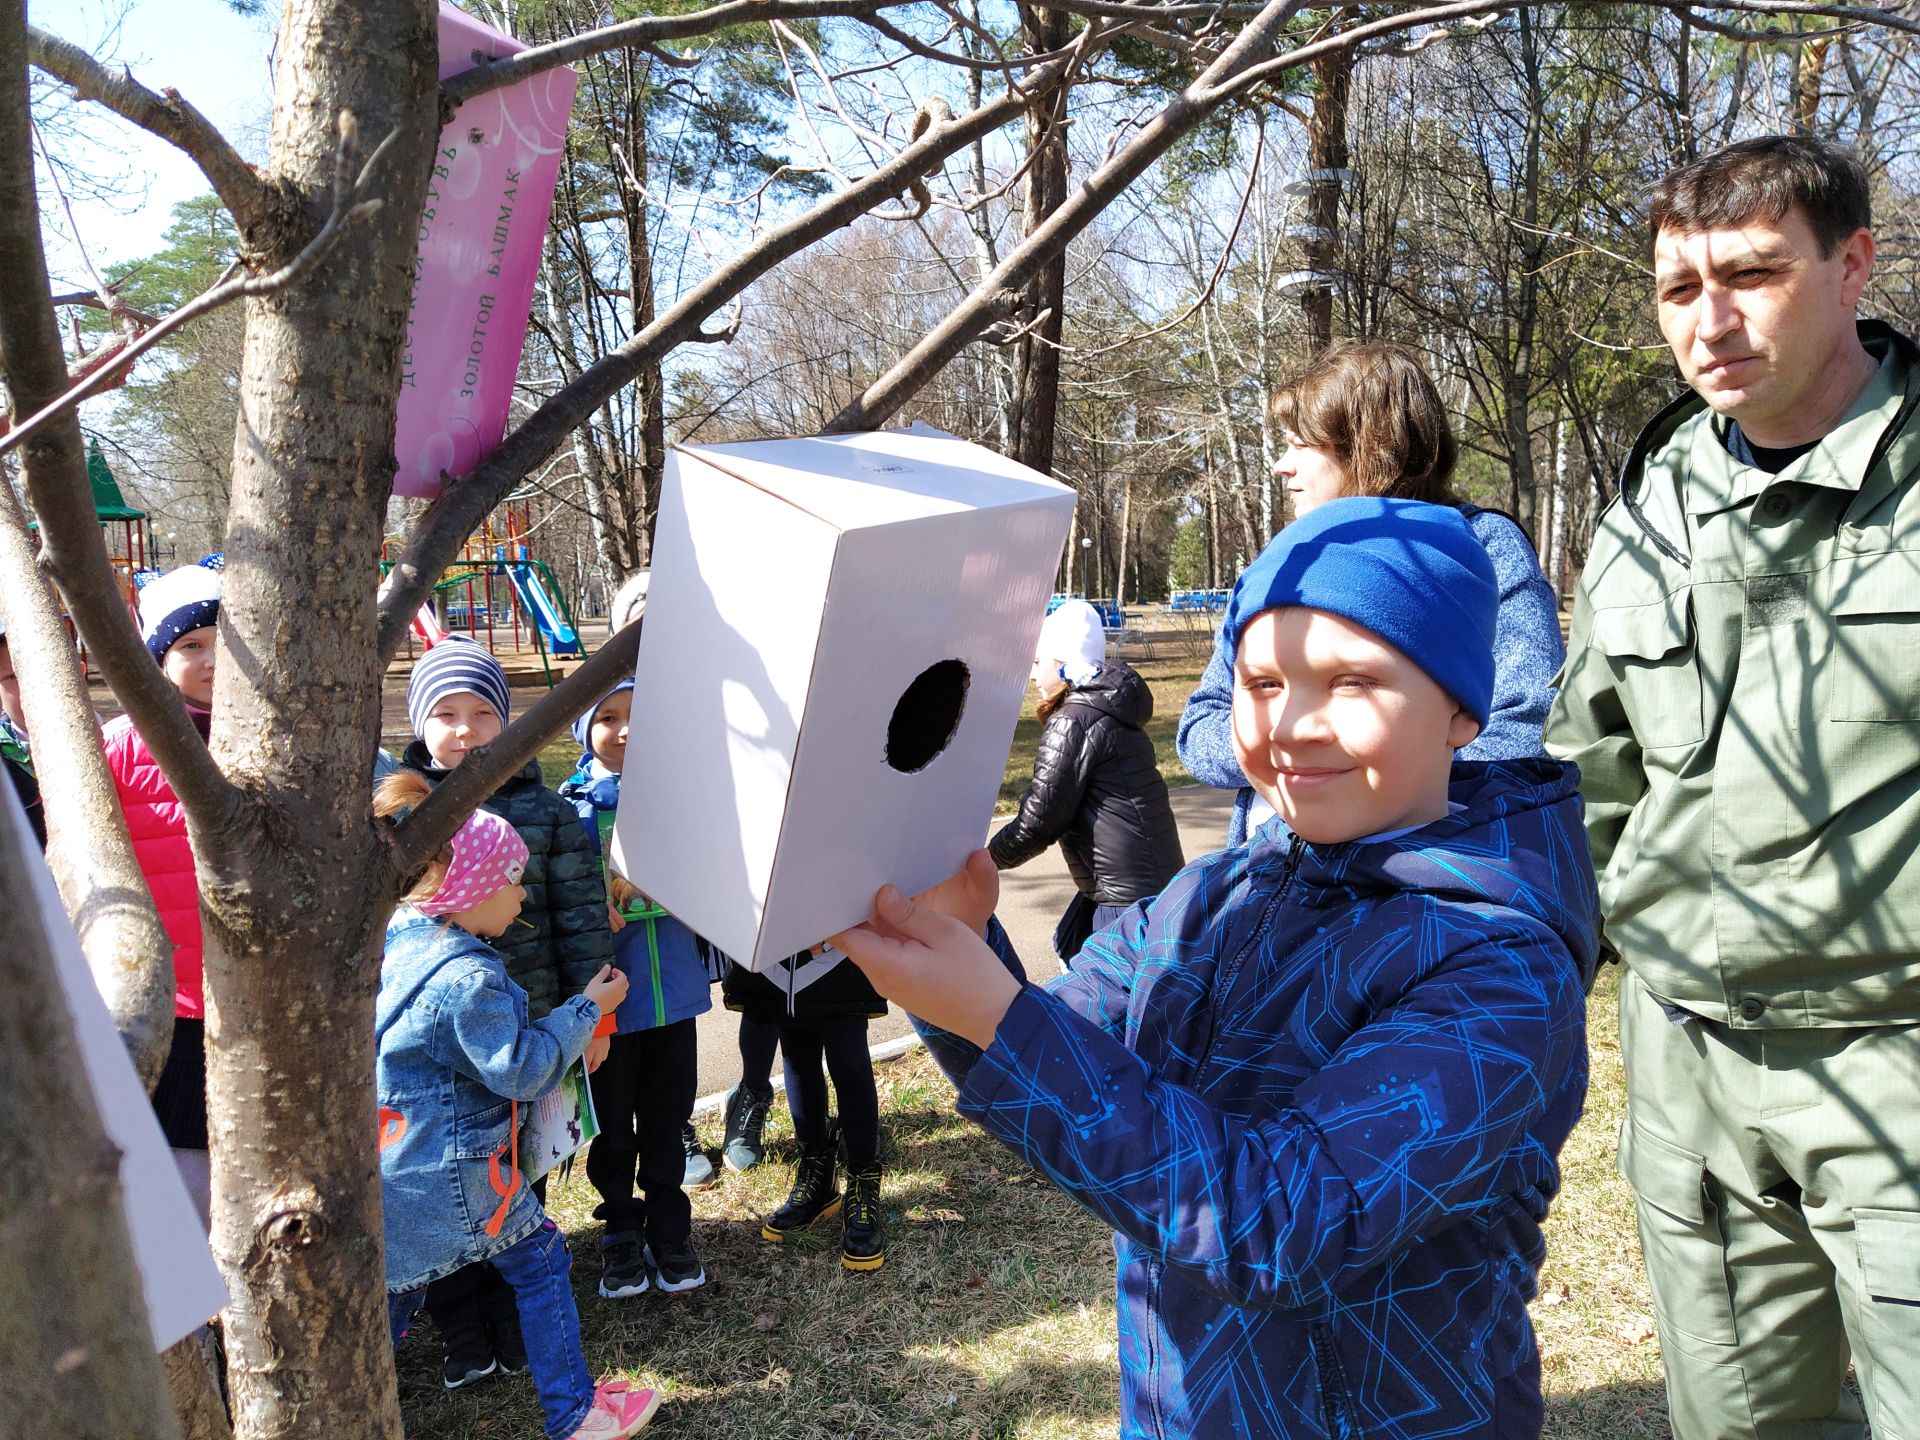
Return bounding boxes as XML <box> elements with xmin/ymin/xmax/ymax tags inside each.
<box><xmin>406</xmin><ymin>636</ymin><xmax>512</xmax><ymax>737</ymax></box>
<box><xmin>572</xmin><ymin>677</ymin><xmax>635</xmax><ymax>752</ymax></box>
<box><xmin>1223</xmin><ymin>497</ymin><xmax>1497</xmax><ymax>724</ymax></box>
<box><xmin>138</xmin><ymin>562</ymin><xmax>223</xmax><ymax>664</ymax></box>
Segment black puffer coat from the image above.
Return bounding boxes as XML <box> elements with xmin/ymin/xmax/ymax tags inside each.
<box><xmin>399</xmin><ymin>740</ymin><xmax>614</xmax><ymax>1018</ymax></box>
<box><xmin>989</xmin><ymin>663</ymin><xmax>1184</xmax><ymax>905</ymax></box>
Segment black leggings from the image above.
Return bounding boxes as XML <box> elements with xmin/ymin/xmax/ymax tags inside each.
<box><xmin>737</xmin><ymin>1012</ymin><xmax>780</xmax><ymax>1095</ymax></box>
<box><xmin>780</xmin><ymin>1016</ymin><xmax>878</xmax><ymax>1171</ymax></box>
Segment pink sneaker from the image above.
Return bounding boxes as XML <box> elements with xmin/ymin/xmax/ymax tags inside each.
<box><xmin>568</xmin><ymin>1379</ymin><xmax>660</xmax><ymax>1438</ymax></box>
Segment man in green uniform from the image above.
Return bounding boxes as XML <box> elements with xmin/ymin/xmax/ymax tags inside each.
<box><xmin>1548</xmin><ymin>134</ymin><xmax>1920</xmax><ymax>1439</ymax></box>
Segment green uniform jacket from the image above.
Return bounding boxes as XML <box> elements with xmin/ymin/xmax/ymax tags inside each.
<box><xmin>1546</xmin><ymin>320</ymin><xmax>1920</xmax><ymax>1028</ymax></box>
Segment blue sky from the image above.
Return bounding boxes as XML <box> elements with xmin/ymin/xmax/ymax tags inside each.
<box><xmin>31</xmin><ymin>0</ymin><xmax>275</xmax><ymax>286</ymax></box>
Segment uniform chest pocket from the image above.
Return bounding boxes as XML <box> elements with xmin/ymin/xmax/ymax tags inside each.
<box><xmin>1591</xmin><ymin>592</ymin><xmax>1706</xmax><ymax>749</ymax></box>
<box><xmin>1826</xmin><ymin>552</ymin><xmax>1920</xmax><ymax>722</ymax></box>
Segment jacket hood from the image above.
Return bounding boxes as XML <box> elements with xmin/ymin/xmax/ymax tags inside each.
<box><xmin>399</xmin><ymin>738</ymin><xmax>543</xmax><ymax>791</ymax></box>
<box><xmin>1065</xmin><ymin>662</ymin><xmax>1153</xmax><ymax>730</ymax></box>
<box><xmin>1282</xmin><ymin>757</ymin><xmax>1600</xmax><ymax>981</ymax></box>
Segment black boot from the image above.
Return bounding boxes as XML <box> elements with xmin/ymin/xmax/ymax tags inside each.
<box><xmin>760</xmin><ymin>1144</ymin><xmax>840</xmax><ymax>1241</ymax></box>
<box><xmin>840</xmin><ymin>1165</ymin><xmax>885</xmax><ymax>1273</ymax></box>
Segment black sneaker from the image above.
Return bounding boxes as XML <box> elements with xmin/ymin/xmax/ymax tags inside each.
<box><xmin>485</xmin><ymin>1314</ymin><xmax>527</xmax><ymax>1376</ymax></box>
<box><xmin>682</xmin><ymin>1122</ymin><xmax>717</xmax><ymax>1188</ymax></box>
<box><xmin>439</xmin><ymin>1340</ymin><xmax>497</xmax><ymax>1391</ymax></box>
<box><xmin>648</xmin><ymin>1237</ymin><xmax>708</xmax><ymax>1293</ymax></box>
<box><xmin>760</xmin><ymin>1145</ymin><xmax>841</xmax><ymax>1241</ymax></box>
<box><xmin>598</xmin><ymin>1233</ymin><xmax>651</xmax><ymax>1299</ymax></box>
<box><xmin>841</xmin><ymin>1165</ymin><xmax>886</xmax><ymax>1272</ymax></box>
<box><xmin>722</xmin><ymin>1083</ymin><xmax>773</xmax><ymax>1173</ymax></box>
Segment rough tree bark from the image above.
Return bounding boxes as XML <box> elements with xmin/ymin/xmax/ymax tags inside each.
<box><xmin>0</xmin><ymin>763</ymin><xmax>178</xmax><ymax>1439</ymax></box>
<box><xmin>1007</xmin><ymin>1</ymin><xmax>1071</xmax><ymax>476</ymax></box>
<box><xmin>1301</xmin><ymin>42</ymin><xmax>1351</xmax><ymax>353</ymax></box>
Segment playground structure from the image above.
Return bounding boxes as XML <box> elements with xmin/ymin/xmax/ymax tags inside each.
<box><xmin>381</xmin><ymin>501</ymin><xmax>585</xmax><ymax>688</ymax></box>
<box><xmin>89</xmin><ymin>442</ymin><xmax>154</xmax><ymax>611</ymax></box>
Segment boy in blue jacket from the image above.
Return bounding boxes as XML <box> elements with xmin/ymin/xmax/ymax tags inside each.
<box><xmin>834</xmin><ymin>497</ymin><xmax>1596</xmax><ymax>1439</ymax></box>
<box><xmin>560</xmin><ymin>678</ymin><xmax>715</xmax><ymax>1298</ymax></box>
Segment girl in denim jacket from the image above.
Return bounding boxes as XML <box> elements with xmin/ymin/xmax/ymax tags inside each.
<box><xmin>374</xmin><ymin>772</ymin><xmax>659</xmax><ymax>1440</ymax></box>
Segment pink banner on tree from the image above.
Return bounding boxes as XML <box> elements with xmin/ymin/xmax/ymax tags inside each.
<box><xmin>392</xmin><ymin>4</ymin><xmax>576</xmax><ymax>499</ymax></box>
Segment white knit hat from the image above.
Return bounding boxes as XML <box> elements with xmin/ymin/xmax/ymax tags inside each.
<box><xmin>138</xmin><ymin>563</ymin><xmax>223</xmax><ymax>662</ymax></box>
<box><xmin>1036</xmin><ymin>600</ymin><xmax>1107</xmax><ymax>686</ymax></box>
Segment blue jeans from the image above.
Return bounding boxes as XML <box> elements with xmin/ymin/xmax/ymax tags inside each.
<box><xmin>390</xmin><ymin>1219</ymin><xmax>594</xmax><ymax>1437</ymax></box>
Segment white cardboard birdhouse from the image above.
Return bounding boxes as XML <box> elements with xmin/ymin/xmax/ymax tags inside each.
<box><xmin>615</xmin><ymin>423</ymin><xmax>1075</xmax><ymax>971</ymax></box>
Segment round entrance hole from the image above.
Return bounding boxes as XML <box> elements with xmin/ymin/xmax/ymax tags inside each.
<box><xmin>885</xmin><ymin>659</ymin><xmax>970</xmax><ymax>774</ymax></box>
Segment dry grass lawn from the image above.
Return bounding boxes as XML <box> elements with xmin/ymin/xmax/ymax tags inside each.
<box><xmin>400</xmin><ymin>967</ymin><xmax>1676</xmax><ymax>1439</ymax></box>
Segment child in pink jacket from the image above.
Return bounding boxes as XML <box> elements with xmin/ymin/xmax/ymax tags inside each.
<box><xmin>103</xmin><ymin>561</ymin><xmax>222</xmax><ymax>1220</ymax></box>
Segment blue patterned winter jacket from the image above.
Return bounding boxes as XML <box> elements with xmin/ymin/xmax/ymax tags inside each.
<box><xmin>930</xmin><ymin>758</ymin><xmax>1595</xmax><ymax>1439</ymax></box>
<box><xmin>376</xmin><ymin>907</ymin><xmax>600</xmax><ymax>1292</ymax></box>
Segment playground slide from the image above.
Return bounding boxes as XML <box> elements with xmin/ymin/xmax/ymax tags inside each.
<box><xmin>507</xmin><ymin>563</ymin><xmax>583</xmax><ymax>656</ymax></box>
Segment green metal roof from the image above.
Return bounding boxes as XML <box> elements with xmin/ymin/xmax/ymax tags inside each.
<box><xmin>88</xmin><ymin>442</ymin><xmax>144</xmax><ymax>521</ymax></box>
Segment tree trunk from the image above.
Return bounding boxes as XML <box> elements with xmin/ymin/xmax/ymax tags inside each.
<box><xmin>1797</xmin><ymin>33</ymin><xmax>1830</xmax><ymax>132</ymax></box>
<box><xmin>961</xmin><ymin>0</ymin><xmax>1014</xmax><ymax>454</ymax></box>
<box><xmin>622</xmin><ymin>44</ymin><xmax>662</xmax><ymax>573</ymax></box>
<box><xmin>0</xmin><ymin>774</ymin><xmax>180</xmax><ymax>1440</ymax></box>
<box><xmin>161</xmin><ymin>1337</ymin><xmax>236</xmax><ymax>1440</ymax></box>
<box><xmin>1302</xmin><ymin>44</ymin><xmax>1352</xmax><ymax>353</ymax></box>
<box><xmin>1504</xmin><ymin>4</ymin><xmax>1544</xmax><ymax>537</ymax></box>
<box><xmin>1008</xmin><ymin>2</ymin><xmax>1069</xmax><ymax>475</ymax></box>
<box><xmin>187</xmin><ymin>4</ymin><xmax>440</xmax><ymax>1435</ymax></box>
<box><xmin>1115</xmin><ymin>470</ymin><xmax>1133</xmax><ymax>609</ymax></box>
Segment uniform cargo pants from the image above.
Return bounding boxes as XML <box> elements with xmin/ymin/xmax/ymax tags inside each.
<box><xmin>1618</xmin><ymin>970</ymin><xmax>1920</xmax><ymax>1440</ymax></box>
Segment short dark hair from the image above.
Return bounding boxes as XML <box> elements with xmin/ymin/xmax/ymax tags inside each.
<box><xmin>1270</xmin><ymin>340</ymin><xmax>1458</xmax><ymax>504</ymax></box>
<box><xmin>1648</xmin><ymin>135</ymin><xmax>1871</xmax><ymax>257</ymax></box>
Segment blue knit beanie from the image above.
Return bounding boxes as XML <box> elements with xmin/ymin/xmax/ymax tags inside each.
<box><xmin>572</xmin><ymin>677</ymin><xmax>635</xmax><ymax>752</ymax></box>
<box><xmin>1223</xmin><ymin>497</ymin><xmax>1497</xmax><ymax>724</ymax></box>
<box><xmin>406</xmin><ymin>636</ymin><xmax>512</xmax><ymax>737</ymax></box>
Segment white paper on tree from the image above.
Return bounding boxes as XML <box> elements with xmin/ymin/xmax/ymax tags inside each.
<box><xmin>616</xmin><ymin>423</ymin><xmax>1075</xmax><ymax>971</ymax></box>
<box><xmin>1</xmin><ymin>785</ymin><xmax>228</xmax><ymax>1350</ymax></box>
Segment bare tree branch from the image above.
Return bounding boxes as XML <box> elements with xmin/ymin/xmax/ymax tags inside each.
<box><xmin>46</xmin><ymin>288</ymin><xmax>160</xmax><ymax>326</ymax></box>
<box><xmin>825</xmin><ymin>0</ymin><xmax>1308</xmax><ymax>432</ymax></box>
<box><xmin>442</xmin><ymin>0</ymin><xmax>909</xmax><ymax>105</ymax></box>
<box><xmin>0</xmin><ymin>112</ymin><xmax>394</xmax><ymax>462</ymax></box>
<box><xmin>387</xmin><ymin>621</ymin><xmax>644</xmax><ymax>872</ymax></box>
<box><xmin>377</xmin><ymin>73</ymin><xmax>1058</xmax><ymax>659</ymax></box>
<box><xmin>0</xmin><ymin>476</ymin><xmax>178</xmax><ymax>1091</ymax></box>
<box><xmin>25</xmin><ymin>23</ymin><xmax>268</xmax><ymax>226</ymax></box>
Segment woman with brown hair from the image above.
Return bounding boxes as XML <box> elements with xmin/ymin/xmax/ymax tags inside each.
<box><xmin>1177</xmin><ymin>340</ymin><xmax>1564</xmax><ymax>847</ymax></box>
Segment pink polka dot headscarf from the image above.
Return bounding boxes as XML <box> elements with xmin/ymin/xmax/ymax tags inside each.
<box><xmin>418</xmin><ymin>808</ymin><xmax>529</xmax><ymax>917</ymax></box>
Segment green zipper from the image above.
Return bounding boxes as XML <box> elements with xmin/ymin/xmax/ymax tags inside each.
<box><xmin>624</xmin><ymin>899</ymin><xmax>669</xmax><ymax>1028</ymax></box>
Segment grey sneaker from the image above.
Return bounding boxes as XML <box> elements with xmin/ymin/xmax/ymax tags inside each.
<box><xmin>682</xmin><ymin>1122</ymin><xmax>716</xmax><ymax>1188</ymax></box>
<box><xmin>722</xmin><ymin>1083</ymin><xmax>772</xmax><ymax>1173</ymax></box>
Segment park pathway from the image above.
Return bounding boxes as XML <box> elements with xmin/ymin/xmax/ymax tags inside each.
<box><xmin>688</xmin><ymin>783</ymin><xmax>1236</xmax><ymax>1103</ymax></box>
